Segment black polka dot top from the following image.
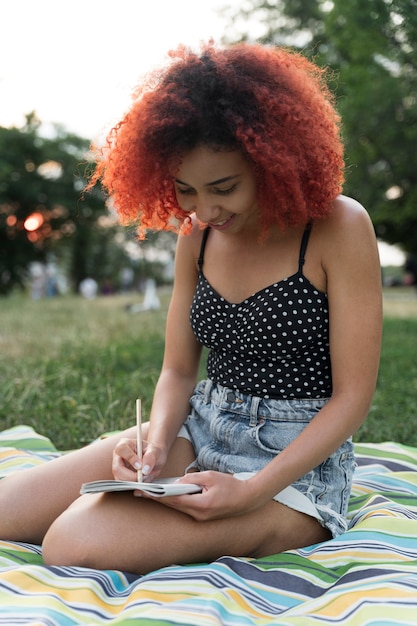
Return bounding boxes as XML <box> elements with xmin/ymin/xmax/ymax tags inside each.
<box><xmin>190</xmin><ymin>223</ymin><xmax>332</xmax><ymax>399</ymax></box>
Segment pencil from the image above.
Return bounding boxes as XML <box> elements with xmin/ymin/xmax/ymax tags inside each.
<box><xmin>136</xmin><ymin>398</ymin><xmax>142</xmax><ymax>482</ymax></box>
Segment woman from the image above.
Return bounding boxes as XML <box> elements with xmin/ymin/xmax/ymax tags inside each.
<box><xmin>0</xmin><ymin>42</ymin><xmax>382</xmax><ymax>575</ymax></box>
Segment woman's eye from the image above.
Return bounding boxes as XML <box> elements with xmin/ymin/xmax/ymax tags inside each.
<box><xmin>175</xmin><ymin>183</ymin><xmax>238</xmax><ymax>196</ymax></box>
<box><xmin>176</xmin><ymin>187</ymin><xmax>194</xmax><ymax>196</ymax></box>
<box><xmin>213</xmin><ymin>184</ymin><xmax>237</xmax><ymax>196</ymax></box>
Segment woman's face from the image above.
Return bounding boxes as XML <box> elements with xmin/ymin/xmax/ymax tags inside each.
<box><xmin>173</xmin><ymin>146</ymin><xmax>259</xmax><ymax>233</ymax></box>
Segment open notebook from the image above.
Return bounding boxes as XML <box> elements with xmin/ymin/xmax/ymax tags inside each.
<box><xmin>80</xmin><ymin>477</ymin><xmax>202</xmax><ymax>497</ymax></box>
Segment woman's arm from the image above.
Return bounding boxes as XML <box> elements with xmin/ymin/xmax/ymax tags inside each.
<box><xmin>114</xmin><ymin>226</ymin><xmax>204</xmax><ymax>480</ymax></box>
<box><xmin>244</xmin><ymin>196</ymin><xmax>383</xmax><ymax>504</ymax></box>
<box><xmin>146</xmin><ymin>230</ymin><xmax>203</xmax><ymax>453</ymax></box>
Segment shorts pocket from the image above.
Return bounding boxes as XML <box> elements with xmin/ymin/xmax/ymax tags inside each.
<box><xmin>252</xmin><ymin>418</ymin><xmax>308</xmax><ymax>455</ymax></box>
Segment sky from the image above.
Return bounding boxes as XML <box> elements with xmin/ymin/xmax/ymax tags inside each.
<box><xmin>0</xmin><ymin>0</ymin><xmax>240</xmax><ymax>140</ymax></box>
<box><xmin>0</xmin><ymin>0</ymin><xmax>406</xmax><ymax>266</ymax></box>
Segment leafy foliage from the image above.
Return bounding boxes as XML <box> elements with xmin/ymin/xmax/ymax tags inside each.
<box><xmin>0</xmin><ymin>114</ymin><xmax>178</xmax><ymax>296</ymax></box>
<box><xmin>222</xmin><ymin>0</ymin><xmax>417</xmax><ymax>257</ymax></box>
<box><xmin>0</xmin><ymin>114</ymin><xmax>126</xmax><ymax>294</ymax></box>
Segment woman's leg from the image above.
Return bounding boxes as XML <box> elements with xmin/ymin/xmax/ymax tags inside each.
<box><xmin>42</xmin><ymin>436</ymin><xmax>330</xmax><ymax>574</ymax></box>
<box><xmin>0</xmin><ymin>425</ymin><xmax>138</xmax><ymax>543</ymax></box>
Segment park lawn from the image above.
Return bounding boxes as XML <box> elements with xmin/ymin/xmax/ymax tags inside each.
<box><xmin>0</xmin><ymin>287</ymin><xmax>416</xmax><ymax>450</ymax></box>
<box><xmin>362</xmin><ymin>291</ymin><xmax>417</xmax><ymax>445</ymax></box>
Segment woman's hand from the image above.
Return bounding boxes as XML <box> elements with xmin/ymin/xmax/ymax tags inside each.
<box><xmin>143</xmin><ymin>471</ymin><xmax>262</xmax><ymax>521</ymax></box>
<box><xmin>112</xmin><ymin>437</ymin><xmax>168</xmax><ymax>482</ymax></box>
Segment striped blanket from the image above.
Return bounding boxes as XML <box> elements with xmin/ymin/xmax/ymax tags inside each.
<box><xmin>1</xmin><ymin>426</ymin><xmax>417</xmax><ymax>625</ymax></box>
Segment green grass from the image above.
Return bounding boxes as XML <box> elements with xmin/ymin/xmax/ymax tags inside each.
<box><xmin>361</xmin><ymin>303</ymin><xmax>417</xmax><ymax>445</ymax></box>
<box><xmin>1</xmin><ymin>287</ymin><xmax>416</xmax><ymax>450</ymax></box>
<box><xmin>0</xmin><ymin>293</ymin><xmax>169</xmax><ymax>448</ymax></box>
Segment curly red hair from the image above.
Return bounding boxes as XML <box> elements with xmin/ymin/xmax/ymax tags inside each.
<box><xmin>91</xmin><ymin>42</ymin><xmax>344</xmax><ymax>238</ymax></box>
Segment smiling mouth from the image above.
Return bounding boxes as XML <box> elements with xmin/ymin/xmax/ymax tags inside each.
<box><xmin>210</xmin><ymin>215</ymin><xmax>235</xmax><ymax>228</ymax></box>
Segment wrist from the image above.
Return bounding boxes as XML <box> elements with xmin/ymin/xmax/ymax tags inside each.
<box><xmin>246</xmin><ymin>471</ymin><xmax>285</xmax><ymax>508</ymax></box>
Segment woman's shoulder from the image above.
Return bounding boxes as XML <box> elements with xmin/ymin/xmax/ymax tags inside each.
<box><xmin>313</xmin><ymin>195</ymin><xmax>380</xmax><ymax>282</ymax></box>
<box><xmin>314</xmin><ymin>195</ymin><xmax>375</xmax><ymax>243</ymax></box>
<box><xmin>329</xmin><ymin>194</ymin><xmax>371</xmax><ymax>223</ymax></box>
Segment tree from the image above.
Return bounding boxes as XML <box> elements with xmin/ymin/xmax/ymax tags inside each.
<box><xmin>0</xmin><ymin>114</ymin><xmax>122</xmax><ymax>294</ymax></box>
<box><xmin>221</xmin><ymin>0</ymin><xmax>417</xmax><ymax>257</ymax></box>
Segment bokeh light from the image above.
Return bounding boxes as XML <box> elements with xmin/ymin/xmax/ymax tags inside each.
<box><xmin>24</xmin><ymin>212</ymin><xmax>44</xmax><ymax>232</ymax></box>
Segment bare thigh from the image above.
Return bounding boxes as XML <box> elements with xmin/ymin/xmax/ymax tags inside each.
<box><xmin>42</xmin><ymin>436</ymin><xmax>330</xmax><ymax>574</ymax></box>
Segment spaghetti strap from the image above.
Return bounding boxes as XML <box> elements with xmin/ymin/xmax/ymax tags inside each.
<box><xmin>197</xmin><ymin>227</ymin><xmax>211</xmax><ymax>271</ymax></box>
<box><xmin>298</xmin><ymin>222</ymin><xmax>312</xmax><ymax>273</ymax></box>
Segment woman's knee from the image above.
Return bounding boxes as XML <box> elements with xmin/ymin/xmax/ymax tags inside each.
<box><xmin>42</xmin><ymin>497</ymin><xmax>105</xmax><ymax>568</ymax></box>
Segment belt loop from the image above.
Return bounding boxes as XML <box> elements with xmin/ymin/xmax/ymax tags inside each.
<box><xmin>204</xmin><ymin>379</ymin><xmax>213</xmax><ymax>403</ymax></box>
<box><xmin>249</xmin><ymin>395</ymin><xmax>260</xmax><ymax>427</ymax></box>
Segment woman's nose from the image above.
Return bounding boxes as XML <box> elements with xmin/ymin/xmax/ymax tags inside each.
<box><xmin>193</xmin><ymin>199</ymin><xmax>221</xmax><ymax>223</ymax></box>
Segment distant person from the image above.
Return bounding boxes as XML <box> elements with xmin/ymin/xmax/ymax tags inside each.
<box><xmin>45</xmin><ymin>261</ymin><xmax>59</xmax><ymax>297</ymax></box>
<box><xmin>79</xmin><ymin>277</ymin><xmax>98</xmax><ymax>299</ymax></box>
<box><xmin>29</xmin><ymin>262</ymin><xmax>46</xmax><ymax>300</ymax></box>
<box><xmin>126</xmin><ymin>278</ymin><xmax>160</xmax><ymax>313</ymax></box>
<box><xmin>119</xmin><ymin>267</ymin><xmax>135</xmax><ymax>293</ymax></box>
<box><xmin>101</xmin><ymin>277</ymin><xmax>115</xmax><ymax>295</ymax></box>
<box><xmin>0</xmin><ymin>42</ymin><xmax>382</xmax><ymax>575</ymax></box>
<box><xmin>404</xmin><ymin>255</ymin><xmax>417</xmax><ymax>287</ymax></box>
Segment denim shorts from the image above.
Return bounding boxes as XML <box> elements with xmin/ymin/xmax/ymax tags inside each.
<box><xmin>179</xmin><ymin>380</ymin><xmax>356</xmax><ymax>537</ymax></box>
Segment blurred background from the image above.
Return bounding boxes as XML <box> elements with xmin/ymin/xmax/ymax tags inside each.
<box><xmin>1</xmin><ymin>0</ymin><xmax>416</xmax><ymax>448</ymax></box>
<box><xmin>1</xmin><ymin>0</ymin><xmax>416</xmax><ymax>297</ymax></box>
